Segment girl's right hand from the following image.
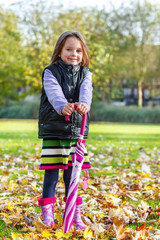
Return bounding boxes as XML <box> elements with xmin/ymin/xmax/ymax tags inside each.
<box><xmin>75</xmin><ymin>102</ymin><xmax>88</xmax><ymax>114</ymax></box>
<box><xmin>62</xmin><ymin>103</ymin><xmax>75</xmax><ymax>116</ymax></box>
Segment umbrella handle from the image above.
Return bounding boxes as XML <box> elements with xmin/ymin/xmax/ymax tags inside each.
<box><xmin>65</xmin><ymin>105</ymin><xmax>77</xmax><ymax>121</ymax></box>
<box><xmin>80</xmin><ymin>113</ymin><xmax>87</xmax><ymax>136</ymax></box>
<box><xmin>65</xmin><ymin>115</ymin><xmax>70</xmax><ymax>121</ymax></box>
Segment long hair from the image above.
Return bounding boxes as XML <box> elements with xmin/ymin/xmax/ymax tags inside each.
<box><xmin>50</xmin><ymin>31</ymin><xmax>89</xmax><ymax>67</ymax></box>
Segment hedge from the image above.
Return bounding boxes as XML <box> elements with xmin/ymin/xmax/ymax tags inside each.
<box><xmin>0</xmin><ymin>101</ymin><xmax>160</xmax><ymax>123</ymax></box>
<box><xmin>0</xmin><ymin>101</ymin><xmax>39</xmax><ymax>119</ymax></box>
<box><xmin>90</xmin><ymin>102</ymin><xmax>160</xmax><ymax>123</ymax></box>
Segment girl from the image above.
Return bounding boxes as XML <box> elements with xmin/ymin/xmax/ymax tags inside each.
<box><xmin>38</xmin><ymin>31</ymin><xmax>93</xmax><ymax>230</ymax></box>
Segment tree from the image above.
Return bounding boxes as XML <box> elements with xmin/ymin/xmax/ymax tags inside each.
<box><xmin>0</xmin><ymin>6</ymin><xmax>26</xmax><ymax>104</ymax></box>
<box><xmin>1</xmin><ymin>0</ymin><xmax>160</xmax><ymax>106</ymax></box>
<box><xmin>111</xmin><ymin>0</ymin><xmax>160</xmax><ymax>107</ymax></box>
<box><xmin>52</xmin><ymin>7</ymin><xmax>131</xmax><ymax>102</ymax></box>
<box><xmin>19</xmin><ymin>4</ymin><xmax>126</xmax><ymax>101</ymax></box>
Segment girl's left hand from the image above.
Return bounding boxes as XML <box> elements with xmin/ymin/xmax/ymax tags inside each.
<box><xmin>75</xmin><ymin>102</ymin><xmax>88</xmax><ymax>114</ymax></box>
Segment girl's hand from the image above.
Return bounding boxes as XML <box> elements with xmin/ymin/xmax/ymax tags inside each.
<box><xmin>62</xmin><ymin>103</ymin><xmax>74</xmax><ymax>116</ymax></box>
<box><xmin>76</xmin><ymin>102</ymin><xmax>88</xmax><ymax>114</ymax></box>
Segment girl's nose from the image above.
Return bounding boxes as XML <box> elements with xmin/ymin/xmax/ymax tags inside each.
<box><xmin>72</xmin><ymin>50</ymin><xmax>77</xmax><ymax>55</ymax></box>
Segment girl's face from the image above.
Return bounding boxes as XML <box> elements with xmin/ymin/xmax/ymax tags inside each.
<box><xmin>59</xmin><ymin>37</ymin><xmax>83</xmax><ymax>65</ymax></box>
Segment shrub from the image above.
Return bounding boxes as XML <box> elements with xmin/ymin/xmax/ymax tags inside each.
<box><xmin>1</xmin><ymin>101</ymin><xmax>160</xmax><ymax>123</ymax></box>
<box><xmin>0</xmin><ymin>101</ymin><xmax>40</xmax><ymax>119</ymax></box>
<box><xmin>90</xmin><ymin>102</ymin><xmax>160</xmax><ymax>123</ymax></box>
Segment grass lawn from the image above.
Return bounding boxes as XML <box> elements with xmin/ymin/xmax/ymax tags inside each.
<box><xmin>0</xmin><ymin>119</ymin><xmax>160</xmax><ymax>239</ymax></box>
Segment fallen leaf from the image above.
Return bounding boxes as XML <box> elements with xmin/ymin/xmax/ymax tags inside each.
<box><xmin>55</xmin><ymin>229</ymin><xmax>72</xmax><ymax>239</ymax></box>
<box><xmin>11</xmin><ymin>232</ymin><xmax>23</xmax><ymax>240</ymax></box>
<box><xmin>90</xmin><ymin>223</ymin><xmax>105</xmax><ymax>235</ymax></box>
<box><xmin>113</xmin><ymin>224</ymin><xmax>131</xmax><ymax>240</ymax></box>
<box><xmin>41</xmin><ymin>229</ymin><xmax>53</xmax><ymax>238</ymax></box>
<box><xmin>55</xmin><ymin>213</ymin><xmax>63</xmax><ymax>224</ymax></box>
<box><xmin>34</xmin><ymin>217</ymin><xmax>46</xmax><ymax>232</ymax></box>
<box><xmin>83</xmin><ymin>226</ymin><xmax>93</xmax><ymax>239</ymax></box>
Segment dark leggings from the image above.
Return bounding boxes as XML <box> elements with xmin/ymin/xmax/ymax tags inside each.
<box><xmin>42</xmin><ymin>166</ymin><xmax>72</xmax><ymax>198</ymax></box>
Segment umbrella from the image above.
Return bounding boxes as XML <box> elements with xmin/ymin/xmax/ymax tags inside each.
<box><xmin>63</xmin><ymin>113</ymin><xmax>87</xmax><ymax>233</ymax></box>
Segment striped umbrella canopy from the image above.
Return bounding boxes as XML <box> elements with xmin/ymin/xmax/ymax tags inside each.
<box><xmin>63</xmin><ymin>113</ymin><xmax>87</xmax><ymax>233</ymax></box>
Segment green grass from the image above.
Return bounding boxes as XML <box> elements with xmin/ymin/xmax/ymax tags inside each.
<box><xmin>89</xmin><ymin>122</ymin><xmax>160</xmax><ymax>148</ymax></box>
<box><xmin>0</xmin><ymin>119</ymin><xmax>160</xmax><ymax>239</ymax></box>
<box><xmin>0</xmin><ymin>221</ymin><xmax>11</xmax><ymax>239</ymax></box>
<box><xmin>0</xmin><ymin>119</ymin><xmax>40</xmax><ymax>155</ymax></box>
<box><xmin>0</xmin><ymin>120</ymin><xmax>160</xmax><ymax>153</ymax></box>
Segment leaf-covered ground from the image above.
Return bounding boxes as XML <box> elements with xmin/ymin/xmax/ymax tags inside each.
<box><xmin>0</xmin><ymin>120</ymin><xmax>160</xmax><ymax>239</ymax></box>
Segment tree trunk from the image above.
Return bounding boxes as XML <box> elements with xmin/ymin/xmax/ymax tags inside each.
<box><xmin>138</xmin><ymin>80</ymin><xmax>143</xmax><ymax>107</ymax></box>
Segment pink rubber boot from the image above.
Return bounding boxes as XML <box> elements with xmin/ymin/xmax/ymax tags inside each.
<box><xmin>38</xmin><ymin>197</ymin><xmax>56</xmax><ymax>227</ymax></box>
<box><xmin>73</xmin><ymin>197</ymin><xmax>87</xmax><ymax>229</ymax></box>
<box><xmin>63</xmin><ymin>196</ymin><xmax>87</xmax><ymax>230</ymax></box>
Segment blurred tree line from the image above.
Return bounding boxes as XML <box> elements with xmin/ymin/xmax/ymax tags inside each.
<box><xmin>0</xmin><ymin>0</ymin><xmax>160</xmax><ymax>107</ymax></box>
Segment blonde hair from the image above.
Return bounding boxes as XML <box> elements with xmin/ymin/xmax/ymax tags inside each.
<box><xmin>50</xmin><ymin>31</ymin><xmax>89</xmax><ymax>67</ymax></box>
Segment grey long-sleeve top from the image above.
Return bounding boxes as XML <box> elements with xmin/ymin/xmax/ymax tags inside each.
<box><xmin>43</xmin><ymin>69</ymin><xmax>93</xmax><ymax>115</ymax></box>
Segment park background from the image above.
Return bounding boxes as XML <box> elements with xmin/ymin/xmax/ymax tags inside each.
<box><xmin>1</xmin><ymin>0</ymin><xmax>160</xmax><ymax>239</ymax></box>
<box><xmin>1</xmin><ymin>0</ymin><xmax>160</xmax><ymax>122</ymax></box>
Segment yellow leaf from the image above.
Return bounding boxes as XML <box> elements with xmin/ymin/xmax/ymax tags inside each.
<box><xmin>86</xmin><ymin>212</ymin><xmax>92</xmax><ymax>220</ymax></box>
<box><xmin>64</xmin><ymin>232</ymin><xmax>72</xmax><ymax>239</ymax></box>
<box><xmin>28</xmin><ymin>232</ymin><xmax>38</xmax><ymax>239</ymax></box>
<box><xmin>1</xmin><ymin>213</ymin><xmax>12</xmax><ymax>224</ymax></box>
<box><xmin>88</xmin><ymin>179</ymin><xmax>93</xmax><ymax>184</ymax></box>
<box><xmin>8</xmin><ymin>180</ymin><xmax>18</xmax><ymax>191</ymax></box>
<box><xmin>58</xmin><ymin>182</ymin><xmax>64</xmax><ymax>188</ymax></box>
<box><xmin>96</xmin><ymin>212</ymin><xmax>104</xmax><ymax>218</ymax></box>
<box><xmin>11</xmin><ymin>232</ymin><xmax>23</xmax><ymax>240</ymax></box>
<box><xmin>139</xmin><ymin>172</ymin><xmax>151</xmax><ymax>178</ymax></box>
<box><xmin>7</xmin><ymin>202</ymin><xmax>14</xmax><ymax>210</ymax></box>
<box><xmin>144</xmin><ymin>185</ymin><xmax>153</xmax><ymax>191</ymax></box>
<box><xmin>55</xmin><ymin>229</ymin><xmax>64</xmax><ymax>239</ymax></box>
<box><xmin>1</xmin><ymin>212</ymin><xmax>8</xmax><ymax>218</ymax></box>
<box><xmin>41</xmin><ymin>230</ymin><xmax>52</xmax><ymax>238</ymax></box>
<box><xmin>83</xmin><ymin>227</ymin><xmax>93</xmax><ymax>239</ymax></box>
<box><xmin>5</xmin><ymin>218</ymin><xmax>12</xmax><ymax>225</ymax></box>
<box><xmin>11</xmin><ymin>232</ymin><xmax>18</xmax><ymax>239</ymax></box>
<box><xmin>55</xmin><ymin>213</ymin><xmax>63</xmax><ymax>224</ymax></box>
<box><xmin>55</xmin><ymin>229</ymin><xmax>71</xmax><ymax>239</ymax></box>
<box><xmin>22</xmin><ymin>179</ymin><xmax>28</xmax><ymax>185</ymax></box>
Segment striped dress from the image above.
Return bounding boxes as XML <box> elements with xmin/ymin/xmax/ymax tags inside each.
<box><xmin>39</xmin><ymin>139</ymin><xmax>91</xmax><ymax>170</ymax></box>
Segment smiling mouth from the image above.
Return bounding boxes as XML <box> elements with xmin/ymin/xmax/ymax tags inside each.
<box><xmin>69</xmin><ymin>58</ymin><xmax>77</xmax><ymax>61</ymax></box>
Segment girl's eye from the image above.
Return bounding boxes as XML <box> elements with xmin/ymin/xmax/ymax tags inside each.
<box><xmin>77</xmin><ymin>49</ymin><xmax>82</xmax><ymax>53</ymax></box>
<box><xmin>67</xmin><ymin>49</ymin><xmax>71</xmax><ymax>51</ymax></box>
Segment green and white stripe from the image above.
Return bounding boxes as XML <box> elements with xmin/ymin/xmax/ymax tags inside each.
<box><xmin>39</xmin><ymin>139</ymin><xmax>90</xmax><ymax>170</ymax></box>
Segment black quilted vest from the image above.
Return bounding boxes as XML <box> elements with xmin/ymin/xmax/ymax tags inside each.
<box><xmin>38</xmin><ymin>58</ymin><xmax>90</xmax><ymax>139</ymax></box>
